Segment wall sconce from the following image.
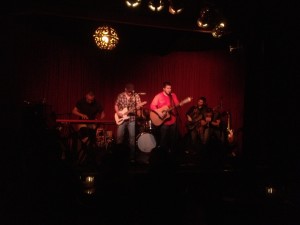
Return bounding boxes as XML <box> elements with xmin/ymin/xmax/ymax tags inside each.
<box><xmin>148</xmin><ymin>0</ymin><xmax>164</xmax><ymax>12</ymax></box>
<box><xmin>93</xmin><ymin>26</ymin><xmax>119</xmax><ymax>50</ymax></box>
<box><xmin>125</xmin><ymin>0</ymin><xmax>142</xmax><ymax>8</ymax></box>
<box><xmin>229</xmin><ymin>40</ymin><xmax>242</xmax><ymax>53</ymax></box>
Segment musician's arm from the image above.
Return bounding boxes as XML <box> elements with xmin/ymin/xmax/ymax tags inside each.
<box><xmin>186</xmin><ymin>115</ymin><xmax>192</xmax><ymax>122</ymax></box>
<box><xmin>211</xmin><ymin>119</ymin><xmax>220</xmax><ymax>127</ymax></box>
<box><xmin>96</xmin><ymin>111</ymin><xmax>105</xmax><ymax>120</ymax></box>
<box><xmin>186</xmin><ymin>106</ymin><xmax>195</xmax><ymax>121</ymax></box>
<box><xmin>150</xmin><ymin>95</ymin><xmax>164</xmax><ymax>117</ymax></box>
<box><xmin>150</xmin><ymin>95</ymin><xmax>158</xmax><ymax>111</ymax></box>
<box><xmin>200</xmin><ymin>118</ymin><xmax>207</xmax><ymax>126</ymax></box>
<box><xmin>172</xmin><ymin>93</ymin><xmax>180</xmax><ymax>106</ymax></box>
<box><xmin>72</xmin><ymin>106</ymin><xmax>88</xmax><ymax>119</ymax></box>
<box><xmin>114</xmin><ymin>104</ymin><xmax>123</xmax><ymax>118</ymax></box>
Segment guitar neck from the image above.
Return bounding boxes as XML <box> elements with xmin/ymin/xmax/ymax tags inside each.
<box><xmin>122</xmin><ymin>101</ymin><xmax>147</xmax><ymax>115</ymax></box>
<box><xmin>227</xmin><ymin>113</ymin><xmax>231</xmax><ymax>131</ymax></box>
<box><xmin>168</xmin><ymin>99</ymin><xmax>191</xmax><ymax>112</ymax></box>
<box><xmin>169</xmin><ymin>104</ymin><xmax>180</xmax><ymax>111</ymax></box>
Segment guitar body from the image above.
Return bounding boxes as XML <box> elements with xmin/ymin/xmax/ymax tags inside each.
<box><xmin>114</xmin><ymin>101</ymin><xmax>147</xmax><ymax>125</ymax></box>
<box><xmin>150</xmin><ymin>97</ymin><xmax>193</xmax><ymax>126</ymax></box>
<box><xmin>114</xmin><ymin>108</ymin><xmax>130</xmax><ymax>125</ymax></box>
<box><xmin>150</xmin><ymin>106</ymin><xmax>171</xmax><ymax>126</ymax></box>
<box><xmin>186</xmin><ymin>121</ymin><xmax>199</xmax><ymax>130</ymax></box>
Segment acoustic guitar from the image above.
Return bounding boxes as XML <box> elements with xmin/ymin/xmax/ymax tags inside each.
<box><xmin>114</xmin><ymin>101</ymin><xmax>147</xmax><ymax>125</ymax></box>
<box><xmin>150</xmin><ymin>97</ymin><xmax>192</xmax><ymax>126</ymax></box>
<box><xmin>186</xmin><ymin>114</ymin><xmax>203</xmax><ymax>130</ymax></box>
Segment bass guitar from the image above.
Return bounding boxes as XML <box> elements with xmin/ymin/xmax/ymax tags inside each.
<box><xmin>150</xmin><ymin>97</ymin><xmax>192</xmax><ymax>126</ymax></box>
<box><xmin>114</xmin><ymin>101</ymin><xmax>147</xmax><ymax>125</ymax></box>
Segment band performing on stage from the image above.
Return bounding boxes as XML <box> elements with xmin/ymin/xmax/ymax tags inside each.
<box><xmin>29</xmin><ymin>81</ymin><xmax>238</xmax><ymax>167</ymax></box>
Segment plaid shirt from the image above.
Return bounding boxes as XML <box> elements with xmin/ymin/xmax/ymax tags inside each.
<box><xmin>115</xmin><ymin>92</ymin><xmax>141</xmax><ymax>122</ymax></box>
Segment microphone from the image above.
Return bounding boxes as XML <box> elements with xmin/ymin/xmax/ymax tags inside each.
<box><xmin>138</xmin><ymin>92</ymin><xmax>147</xmax><ymax>95</ymax></box>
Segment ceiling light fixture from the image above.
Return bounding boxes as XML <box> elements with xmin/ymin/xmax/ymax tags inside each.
<box><xmin>148</xmin><ymin>0</ymin><xmax>164</xmax><ymax>12</ymax></box>
<box><xmin>93</xmin><ymin>26</ymin><xmax>119</xmax><ymax>50</ymax></box>
<box><xmin>197</xmin><ymin>6</ymin><xmax>215</xmax><ymax>29</ymax></box>
<box><xmin>125</xmin><ymin>0</ymin><xmax>142</xmax><ymax>8</ymax></box>
<box><xmin>211</xmin><ymin>22</ymin><xmax>225</xmax><ymax>38</ymax></box>
<box><xmin>168</xmin><ymin>0</ymin><xmax>184</xmax><ymax>15</ymax></box>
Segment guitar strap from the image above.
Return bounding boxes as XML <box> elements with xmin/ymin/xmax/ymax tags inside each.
<box><xmin>169</xmin><ymin>94</ymin><xmax>180</xmax><ymax>118</ymax></box>
<box><xmin>169</xmin><ymin>94</ymin><xmax>182</xmax><ymax>128</ymax></box>
<box><xmin>169</xmin><ymin>94</ymin><xmax>174</xmax><ymax>114</ymax></box>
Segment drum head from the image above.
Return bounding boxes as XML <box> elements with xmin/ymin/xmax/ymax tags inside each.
<box><xmin>136</xmin><ymin>132</ymin><xmax>156</xmax><ymax>153</ymax></box>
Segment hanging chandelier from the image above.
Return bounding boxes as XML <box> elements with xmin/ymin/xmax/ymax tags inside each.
<box><xmin>93</xmin><ymin>26</ymin><xmax>119</xmax><ymax>50</ymax></box>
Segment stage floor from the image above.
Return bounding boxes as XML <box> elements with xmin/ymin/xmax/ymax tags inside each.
<box><xmin>8</xmin><ymin>143</ymin><xmax>300</xmax><ymax>225</ymax></box>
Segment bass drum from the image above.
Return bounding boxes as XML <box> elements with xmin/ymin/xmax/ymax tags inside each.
<box><xmin>136</xmin><ymin>132</ymin><xmax>156</xmax><ymax>153</ymax></box>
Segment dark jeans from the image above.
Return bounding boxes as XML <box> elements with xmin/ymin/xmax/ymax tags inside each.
<box><xmin>158</xmin><ymin>123</ymin><xmax>178</xmax><ymax>152</ymax></box>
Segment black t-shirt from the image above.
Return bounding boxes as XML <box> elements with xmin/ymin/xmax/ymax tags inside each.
<box><xmin>76</xmin><ymin>98</ymin><xmax>103</xmax><ymax>120</ymax></box>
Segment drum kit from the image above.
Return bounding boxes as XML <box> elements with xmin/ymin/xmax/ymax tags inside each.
<box><xmin>96</xmin><ymin>119</ymin><xmax>156</xmax><ymax>154</ymax></box>
<box><xmin>56</xmin><ymin>108</ymin><xmax>157</xmax><ymax>158</ymax></box>
<box><xmin>135</xmin><ymin>108</ymin><xmax>157</xmax><ymax>153</ymax></box>
<box><xmin>95</xmin><ymin>127</ymin><xmax>114</xmax><ymax>149</ymax></box>
<box><xmin>93</xmin><ymin>112</ymin><xmax>157</xmax><ymax>154</ymax></box>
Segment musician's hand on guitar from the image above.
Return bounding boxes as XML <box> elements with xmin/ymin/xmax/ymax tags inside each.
<box><xmin>205</xmin><ymin>117</ymin><xmax>212</xmax><ymax>122</ymax></box>
<box><xmin>200</xmin><ymin>120</ymin><xmax>206</xmax><ymax>126</ymax></box>
<box><xmin>158</xmin><ymin>110</ymin><xmax>166</xmax><ymax>119</ymax></box>
<box><xmin>117</xmin><ymin>112</ymin><xmax>123</xmax><ymax>118</ymax></box>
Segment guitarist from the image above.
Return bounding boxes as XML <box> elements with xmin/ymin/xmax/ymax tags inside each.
<box><xmin>150</xmin><ymin>81</ymin><xmax>180</xmax><ymax>154</ymax></box>
<box><xmin>114</xmin><ymin>83</ymin><xmax>143</xmax><ymax>163</ymax></box>
<box><xmin>185</xmin><ymin>96</ymin><xmax>208</xmax><ymax>154</ymax></box>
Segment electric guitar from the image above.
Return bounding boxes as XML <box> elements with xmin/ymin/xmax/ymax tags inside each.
<box><xmin>150</xmin><ymin>97</ymin><xmax>192</xmax><ymax>126</ymax></box>
<box><xmin>226</xmin><ymin>111</ymin><xmax>234</xmax><ymax>142</ymax></box>
<box><xmin>114</xmin><ymin>101</ymin><xmax>147</xmax><ymax>125</ymax></box>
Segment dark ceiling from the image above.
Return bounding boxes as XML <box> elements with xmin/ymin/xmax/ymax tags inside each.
<box><xmin>7</xmin><ymin>0</ymin><xmax>264</xmax><ymax>52</ymax></box>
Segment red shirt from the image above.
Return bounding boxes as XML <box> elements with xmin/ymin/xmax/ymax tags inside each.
<box><xmin>150</xmin><ymin>92</ymin><xmax>179</xmax><ymax>125</ymax></box>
